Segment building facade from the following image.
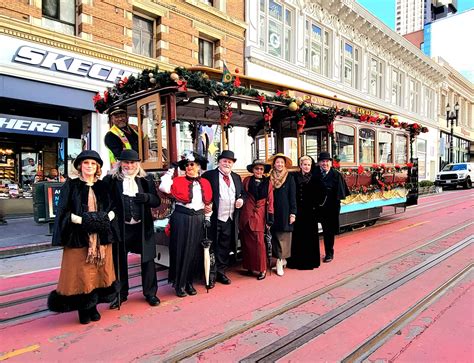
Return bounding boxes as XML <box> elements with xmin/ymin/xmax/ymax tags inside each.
<box><xmin>0</xmin><ymin>0</ymin><xmax>245</xmax><ymax>212</ymax></box>
<box><xmin>245</xmin><ymin>0</ymin><xmax>446</xmax><ymax>181</ymax></box>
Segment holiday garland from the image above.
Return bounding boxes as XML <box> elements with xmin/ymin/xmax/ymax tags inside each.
<box><xmin>93</xmin><ymin>66</ymin><xmax>428</xmax><ymax>141</ymax></box>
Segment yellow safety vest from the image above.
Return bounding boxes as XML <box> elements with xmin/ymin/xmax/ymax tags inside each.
<box><xmin>107</xmin><ymin>125</ymin><xmax>139</xmax><ymax>165</ymax></box>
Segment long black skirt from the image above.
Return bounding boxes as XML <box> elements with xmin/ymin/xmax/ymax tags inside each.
<box><xmin>287</xmin><ymin>215</ymin><xmax>320</xmax><ymax>270</ymax></box>
<box><xmin>169</xmin><ymin>206</ymin><xmax>204</xmax><ymax>289</ymax></box>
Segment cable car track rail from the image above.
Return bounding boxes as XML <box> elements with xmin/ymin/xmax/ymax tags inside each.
<box><xmin>158</xmin><ymin>223</ymin><xmax>472</xmax><ymax>363</ymax></box>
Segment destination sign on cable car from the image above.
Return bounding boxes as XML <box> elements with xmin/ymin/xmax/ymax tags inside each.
<box><xmin>287</xmin><ymin>90</ymin><xmax>384</xmax><ymax>118</ymax></box>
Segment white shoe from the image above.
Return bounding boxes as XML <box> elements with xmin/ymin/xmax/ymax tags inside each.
<box><xmin>276</xmin><ymin>259</ymin><xmax>284</xmax><ymax>276</ymax></box>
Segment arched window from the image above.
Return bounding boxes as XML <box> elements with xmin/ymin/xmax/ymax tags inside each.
<box><xmin>359</xmin><ymin>128</ymin><xmax>375</xmax><ymax>164</ymax></box>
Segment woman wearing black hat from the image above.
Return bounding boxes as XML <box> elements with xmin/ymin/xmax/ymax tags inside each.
<box><xmin>159</xmin><ymin>151</ymin><xmax>213</xmax><ymax>297</ymax></box>
<box><xmin>287</xmin><ymin>155</ymin><xmax>320</xmax><ymax>270</ymax></box>
<box><xmin>239</xmin><ymin>160</ymin><xmax>273</xmax><ymax>280</ymax></box>
<box><xmin>313</xmin><ymin>152</ymin><xmax>350</xmax><ymax>263</ymax></box>
<box><xmin>47</xmin><ymin>150</ymin><xmax>119</xmax><ymax>324</ymax></box>
<box><xmin>103</xmin><ymin>149</ymin><xmax>161</xmax><ymax>309</ymax></box>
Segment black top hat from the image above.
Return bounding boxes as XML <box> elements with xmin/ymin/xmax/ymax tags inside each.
<box><xmin>73</xmin><ymin>150</ymin><xmax>103</xmax><ymax>170</ymax></box>
<box><xmin>217</xmin><ymin>150</ymin><xmax>237</xmax><ymax>162</ymax></box>
<box><xmin>317</xmin><ymin>152</ymin><xmax>332</xmax><ymax>161</ymax></box>
<box><xmin>246</xmin><ymin>159</ymin><xmax>271</xmax><ymax>173</ymax></box>
<box><xmin>177</xmin><ymin>151</ymin><xmax>208</xmax><ymax>171</ymax></box>
<box><xmin>117</xmin><ymin>149</ymin><xmax>140</xmax><ymax>162</ymax></box>
<box><xmin>108</xmin><ymin>106</ymin><xmax>127</xmax><ymax>116</ymax></box>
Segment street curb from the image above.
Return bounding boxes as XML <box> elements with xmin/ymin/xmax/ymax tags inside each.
<box><xmin>0</xmin><ymin>242</ymin><xmax>57</xmax><ymax>258</ymax></box>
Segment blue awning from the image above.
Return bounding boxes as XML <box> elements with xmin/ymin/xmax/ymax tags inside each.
<box><xmin>0</xmin><ymin>75</ymin><xmax>96</xmax><ymax>111</ymax></box>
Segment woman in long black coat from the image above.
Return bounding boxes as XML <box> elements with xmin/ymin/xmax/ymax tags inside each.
<box><xmin>287</xmin><ymin>155</ymin><xmax>320</xmax><ymax>270</ymax></box>
<box><xmin>47</xmin><ymin>150</ymin><xmax>119</xmax><ymax>325</ymax></box>
<box><xmin>268</xmin><ymin>153</ymin><xmax>297</xmax><ymax>276</ymax></box>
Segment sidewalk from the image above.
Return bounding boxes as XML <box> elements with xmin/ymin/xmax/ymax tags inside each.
<box><xmin>0</xmin><ymin>217</ymin><xmax>52</xmax><ymax>256</ymax></box>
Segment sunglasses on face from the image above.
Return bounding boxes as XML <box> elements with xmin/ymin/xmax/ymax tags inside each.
<box><xmin>254</xmin><ymin>167</ymin><xmax>264</xmax><ymax>171</ymax></box>
<box><xmin>186</xmin><ymin>162</ymin><xmax>197</xmax><ymax>168</ymax></box>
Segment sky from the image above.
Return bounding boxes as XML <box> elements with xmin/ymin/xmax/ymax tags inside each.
<box><xmin>357</xmin><ymin>0</ymin><xmax>474</xmax><ymax>30</ymax></box>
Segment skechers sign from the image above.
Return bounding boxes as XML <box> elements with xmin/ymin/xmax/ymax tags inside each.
<box><xmin>13</xmin><ymin>46</ymin><xmax>133</xmax><ymax>83</ymax></box>
<box><xmin>0</xmin><ymin>114</ymin><xmax>68</xmax><ymax>138</ymax></box>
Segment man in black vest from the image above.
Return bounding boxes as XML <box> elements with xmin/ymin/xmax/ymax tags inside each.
<box><xmin>313</xmin><ymin>152</ymin><xmax>350</xmax><ymax>263</ymax></box>
<box><xmin>202</xmin><ymin>150</ymin><xmax>244</xmax><ymax>286</ymax></box>
<box><xmin>103</xmin><ymin>149</ymin><xmax>161</xmax><ymax>308</ymax></box>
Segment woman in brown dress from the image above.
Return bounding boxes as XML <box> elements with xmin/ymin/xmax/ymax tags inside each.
<box><xmin>239</xmin><ymin>160</ymin><xmax>274</xmax><ymax>280</ymax></box>
<box><xmin>47</xmin><ymin>150</ymin><xmax>119</xmax><ymax>324</ymax></box>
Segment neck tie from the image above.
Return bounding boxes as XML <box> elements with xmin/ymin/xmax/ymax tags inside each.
<box><xmin>223</xmin><ymin>174</ymin><xmax>231</xmax><ymax>187</ymax></box>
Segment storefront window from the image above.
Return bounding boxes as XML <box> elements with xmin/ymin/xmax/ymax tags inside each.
<box><xmin>335</xmin><ymin>125</ymin><xmax>355</xmax><ymax>162</ymax></box>
<box><xmin>394</xmin><ymin>134</ymin><xmax>408</xmax><ymax>164</ymax></box>
<box><xmin>359</xmin><ymin>128</ymin><xmax>375</xmax><ymax>164</ymax></box>
<box><xmin>378</xmin><ymin>131</ymin><xmax>392</xmax><ymax>164</ymax></box>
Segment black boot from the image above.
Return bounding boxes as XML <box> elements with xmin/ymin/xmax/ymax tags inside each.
<box><xmin>78</xmin><ymin>309</ymin><xmax>91</xmax><ymax>324</ymax></box>
<box><xmin>88</xmin><ymin>305</ymin><xmax>101</xmax><ymax>321</ymax></box>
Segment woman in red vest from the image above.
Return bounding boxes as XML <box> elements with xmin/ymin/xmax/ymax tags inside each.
<box><xmin>159</xmin><ymin>152</ymin><xmax>212</xmax><ymax>297</ymax></box>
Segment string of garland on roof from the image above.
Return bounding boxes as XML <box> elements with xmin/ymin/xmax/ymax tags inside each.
<box><xmin>93</xmin><ymin>66</ymin><xmax>428</xmax><ymax>139</ymax></box>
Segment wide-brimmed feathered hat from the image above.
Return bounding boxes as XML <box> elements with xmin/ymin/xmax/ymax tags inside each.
<box><xmin>268</xmin><ymin>153</ymin><xmax>292</xmax><ymax>168</ymax></box>
<box><xmin>73</xmin><ymin>150</ymin><xmax>103</xmax><ymax>170</ymax></box>
<box><xmin>177</xmin><ymin>151</ymin><xmax>208</xmax><ymax>171</ymax></box>
<box><xmin>246</xmin><ymin>159</ymin><xmax>271</xmax><ymax>173</ymax></box>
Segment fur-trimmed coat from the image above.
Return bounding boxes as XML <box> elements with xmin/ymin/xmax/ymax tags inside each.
<box><xmin>52</xmin><ymin>178</ymin><xmax>119</xmax><ymax>248</ymax></box>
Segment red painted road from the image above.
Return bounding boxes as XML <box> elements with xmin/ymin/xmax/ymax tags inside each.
<box><xmin>0</xmin><ymin>190</ymin><xmax>472</xmax><ymax>362</ymax></box>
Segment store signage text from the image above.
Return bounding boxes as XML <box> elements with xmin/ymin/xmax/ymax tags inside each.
<box><xmin>13</xmin><ymin>46</ymin><xmax>133</xmax><ymax>83</ymax></box>
<box><xmin>288</xmin><ymin>90</ymin><xmax>383</xmax><ymax>118</ymax></box>
<box><xmin>0</xmin><ymin>114</ymin><xmax>68</xmax><ymax>138</ymax></box>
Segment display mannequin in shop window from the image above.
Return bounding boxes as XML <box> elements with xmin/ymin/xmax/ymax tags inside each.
<box><xmin>22</xmin><ymin>158</ymin><xmax>36</xmax><ymax>185</ymax></box>
<box><xmin>104</xmin><ymin>106</ymin><xmax>139</xmax><ymax>169</ymax></box>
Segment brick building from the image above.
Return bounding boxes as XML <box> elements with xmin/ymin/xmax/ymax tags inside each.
<box><xmin>0</xmin><ymin>0</ymin><xmax>246</xmax><ymax>214</ymax></box>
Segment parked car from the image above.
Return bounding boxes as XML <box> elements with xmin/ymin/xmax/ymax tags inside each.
<box><xmin>435</xmin><ymin>162</ymin><xmax>473</xmax><ymax>189</ymax></box>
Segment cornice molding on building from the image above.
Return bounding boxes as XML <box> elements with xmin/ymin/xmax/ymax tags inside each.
<box><xmin>157</xmin><ymin>0</ymin><xmax>247</xmax><ymax>39</ymax></box>
<box><xmin>304</xmin><ymin>0</ymin><xmax>447</xmax><ymax>82</ymax></box>
<box><xmin>0</xmin><ymin>16</ymin><xmax>172</xmax><ymax>71</ymax></box>
<box><xmin>247</xmin><ymin>53</ymin><xmax>433</xmax><ymax>124</ymax></box>
<box><xmin>434</xmin><ymin>57</ymin><xmax>474</xmax><ymax>96</ymax></box>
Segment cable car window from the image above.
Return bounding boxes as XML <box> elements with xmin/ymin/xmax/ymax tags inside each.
<box><xmin>359</xmin><ymin>128</ymin><xmax>375</xmax><ymax>164</ymax></box>
<box><xmin>335</xmin><ymin>124</ymin><xmax>355</xmax><ymax>162</ymax></box>
<box><xmin>378</xmin><ymin>131</ymin><xmax>393</xmax><ymax>164</ymax></box>
<box><xmin>395</xmin><ymin>134</ymin><xmax>408</xmax><ymax>164</ymax></box>
<box><xmin>283</xmin><ymin>137</ymin><xmax>298</xmax><ymax>166</ymax></box>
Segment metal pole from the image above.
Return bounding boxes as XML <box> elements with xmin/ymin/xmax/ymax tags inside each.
<box><xmin>450</xmin><ymin>119</ymin><xmax>454</xmax><ymax>164</ymax></box>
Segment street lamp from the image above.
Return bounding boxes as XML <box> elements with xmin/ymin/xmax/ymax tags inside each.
<box><xmin>446</xmin><ymin>102</ymin><xmax>460</xmax><ymax>164</ymax></box>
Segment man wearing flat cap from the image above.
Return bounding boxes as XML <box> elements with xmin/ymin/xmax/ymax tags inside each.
<box><xmin>103</xmin><ymin>149</ymin><xmax>161</xmax><ymax>308</ymax></box>
<box><xmin>202</xmin><ymin>150</ymin><xmax>244</xmax><ymax>286</ymax></box>
<box><xmin>104</xmin><ymin>106</ymin><xmax>139</xmax><ymax>168</ymax></box>
<box><xmin>313</xmin><ymin>152</ymin><xmax>350</xmax><ymax>263</ymax></box>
